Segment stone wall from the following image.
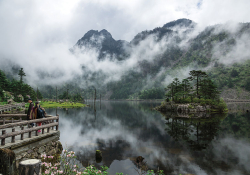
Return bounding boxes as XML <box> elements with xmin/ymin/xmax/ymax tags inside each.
<box><xmin>15</xmin><ymin>140</ymin><xmax>63</xmax><ymax>169</ymax></box>
<box><xmin>0</xmin><ymin>134</ymin><xmax>62</xmax><ymax>175</ymax></box>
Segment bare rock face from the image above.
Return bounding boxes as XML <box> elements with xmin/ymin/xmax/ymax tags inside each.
<box><xmin>177</xmin><ymin>104</ymin><xmax>189</xmax><ymax>113</ymax></box>
<box><xmin>196</xmin><ymin>105</ymin><xmax>206</xmax><ymax>112</ymax></box>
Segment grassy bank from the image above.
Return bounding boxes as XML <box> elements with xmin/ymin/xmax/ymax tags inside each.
<box><xmin>25</xmin><ymin>101</ymin><xmax>86</xmax><ymax>108</ymax></box>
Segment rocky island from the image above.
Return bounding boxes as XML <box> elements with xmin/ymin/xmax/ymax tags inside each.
<box><xmin>155</xmin><ymin>70</ymin><xmax>228</xmax><ymax>114</ymax></box>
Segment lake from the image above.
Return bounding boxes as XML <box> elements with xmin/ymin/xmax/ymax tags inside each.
<box><xmin>46</xmin><ymin>101</ymin><xmax>250</xmax><ymax>175</ymax></box>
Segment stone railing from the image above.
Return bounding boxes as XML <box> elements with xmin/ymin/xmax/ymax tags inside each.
<box><xmin>0</xmin><ymin>103</ymin><xmax>25</xmax><ymax>114</ymax></box>
<box><xmin>0</xmin><ymin>114</ymin><xmax>59</xmax><ymax>146</ymax></box>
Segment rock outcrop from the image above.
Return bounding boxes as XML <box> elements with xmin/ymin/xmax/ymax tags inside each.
<box><xmin>155</xmin><ymin>102</ymin><xmax>211</xmax><ymax>114</ymax></box>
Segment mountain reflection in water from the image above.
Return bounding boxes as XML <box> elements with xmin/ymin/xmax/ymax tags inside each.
<box><xmin>46</xmin><ymin>101</ymin><xmax>250</xmax><ymax>175</ymax></box>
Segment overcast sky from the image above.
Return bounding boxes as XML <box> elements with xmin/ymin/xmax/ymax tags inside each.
<box><xmin>0</xmin><ymin>0</ymin><xmax>249</xmax><ymax>44</ymax></box>
<box><xmin>0</xmin><ymin>0</ymin><xmax>250</xmax><ymax>85</ymax></box>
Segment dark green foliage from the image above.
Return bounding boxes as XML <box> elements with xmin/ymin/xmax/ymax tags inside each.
<box><xmin>0</xmin><ymin>87</ymin><xmax>3</xmax><ymax>99</ymax></box>
<box><xmin>58</xmin><ymin>91</ymin><xmax>71</xmax><ymax>99</ymax></box>
<box><xmin>245</xmin><ymin>78</ymin><xmax>250</xmax><ymax>91</ymax></box>
<box><xmin>228</xmin><ymin>77</ymin><xmax>234</xmax><ymax>88</ymax></box>
<box><xmin>37</xmin><ymin>89</ymin><xmax>43</xmax><ymax>100</ymax></box>
<box><xmin>138</xmin><ymin>88</ymin><xmax>164</xmax><ymax>99</ymax></box>
<box><xmin>166</xmin><ymin>70</ymin><xmax>220</xmax><ymax>103</ymax></box>
<box><xmin>0</xmin><ymin>69</ymin><xmax>40</xmax><ymax>102</ymax></box>
<box><xmin>0</xmin><ymin>70</ymin><xmax>10</xmax><ymax>91</ymax></box>
<box><xmin>230</xmin><ymin>69</ymin><xmax>239</xmax><ymax>77</ymax></box>
<box><xmin>72</xmin><ymin>93</ymin><xmax>83</xmax><ymax>101</ymax></box>
<box><xmin>200</xmin><ymin>78</ymin><xmax>220</xmax><ymax>100</ymax></box>
<box><xmin>188</xmin><ymin>70</ymin><xmax>208</xmax><ymax>97</ymax></box>
<box><xmin>208</xmin><ymin>60</ymin><xmax>250</xmax><ymax>90</ymax></box>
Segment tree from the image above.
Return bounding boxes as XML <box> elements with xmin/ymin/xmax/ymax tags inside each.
<box><xmin>72</xmin><ymin>93</ymin><xmax>83</xmax><ymax>101</ymax></box>
<box><xmin>172</xmin><ymin>78</ymin><xmax>181</xmax><ymax>101</ymax></box>
<box><xmin>231</xmin><ymin>69</ymin><xmax>238</xmax><ymax>77</ymax></box>
<box><xmin>200</xmin><ymin>78</ymin><xmax>220</xmax><ymax>100</ymax></box>
<box><xmin>245</xmin><ymin>78</ymin><xmax>250</xmax><ymax>91</ymax></box>
<box><xmin>37</xmin><ymin>89</ymin><xmax>43</xmax><ymax>100</ymax></box>
<box><xmin>0</xmin><ymin>86</ymin><xmax>3</xmax><ymax>99</ymax></box>
<box><xmin>18</xmin><ymin>68</ymin><xmax>26</xmax><ymax>84</ymax></box>
<box><xmin>59</xmin><ymin>91</ymin><xmax>71</xmax><ymax>99</ymax></box>
<box><xmin>188</xmin><ymin>70</ymin><xmax>208</xmax><ymax>98</ymax></box>
<box><xmin>228</xmin><ymin>77</ymin><xmax>233</xmax><ymax>88</ymax></box>
<box><xmin>0</xmin><ymin>70</ymin><xmax>10</xmax><ymax>91</ymax></box>
<box><xmin>165</xmin><ymin>83</ymin><xmax>174</xmax><ymax>101</ymax></box>
<box><xmin>165</xmin><ymin>78</ymin><xmax>182</xmax><ymax>102</ymax></box>
<box><xmin>181</xmin><ymin>78</ymin><xmax>192</xmax><ymax>99</ymax></box>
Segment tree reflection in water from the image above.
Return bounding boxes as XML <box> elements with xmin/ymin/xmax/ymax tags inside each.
<box><xmin>163</xmin><ymin>112</ymin><xmax>227</xmax><ymax>150</ymax></box>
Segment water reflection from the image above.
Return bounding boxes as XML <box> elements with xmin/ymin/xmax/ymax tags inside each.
<box><xmin>162</xmin><ymin>112</ymin><xmax>227</xmax><ymax>151</ymax></box>
<box><xmin>46</xmin><ymin>102</ymin><xmax>250</xmax><ymax>175</ymax></box>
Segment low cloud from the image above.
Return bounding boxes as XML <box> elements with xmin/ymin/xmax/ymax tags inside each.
<box><xmin>0</xmin><ymin>0</ymin><xmax>250</xmax><ymax>90</ymax></box>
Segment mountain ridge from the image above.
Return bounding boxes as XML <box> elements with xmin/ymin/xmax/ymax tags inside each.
<box><xmin>72</xmin><ymin>18</ymin><xmax>195</xmax><ymax>60</ymax></box>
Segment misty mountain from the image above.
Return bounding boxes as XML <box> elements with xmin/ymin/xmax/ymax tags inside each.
<box><xmin>3</xmin><ymin>18</ymin><xmax>250</xmax><ymax>100</ymax></box>
<box><xmin>131</xmin><ymin>18</ymin><xmax>196</xmax><ymax>45</ymax></box>
<box><xmin>72</xmin><ymin>29</ymin><xmax>131</xmax><ymax>60</ymax></box>
<box><xmin>72</xmin><ymin>18</ymin><xmax>195</xmax><ymax>60</ymax></box>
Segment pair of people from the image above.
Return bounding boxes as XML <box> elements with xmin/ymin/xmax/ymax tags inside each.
<box><xmin>27</xmin><ymin>98</ymin><xmax>45</xmax><ymax>132</ymax></box>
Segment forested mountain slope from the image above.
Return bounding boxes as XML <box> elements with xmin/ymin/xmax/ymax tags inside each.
<box><xmin>2</xmin><ymin>19</ymin><xmax>250</xmax><ymax>100</ymax></box>
<box><xmin>37</xmin><ymin>19</ymin><xmax>250</xmax><ymax>100</ymax></box>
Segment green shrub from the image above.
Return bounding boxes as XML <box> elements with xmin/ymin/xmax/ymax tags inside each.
<box><xmin>185</xmin><ymin>97</ymin><xmax>192</xmax><ymax>103</ymax></box>
<box><xmin>193</xmin><ymin>98</ymin><xmax>199</xmax><ymax>103</ymax></box>
<box><xmin>188</xmin><ymin>104</ymin><xmax>194</xmax><ymax>109</ymax></box>
<box><xmin>205</xmin><ymin>99</ymin><xmax>213</xmax><ymax>105</ymax></box>
<box><xmin>216</xmin><ymin>98</ymin><xmax>228</xmax><ymax>113</ymax></box>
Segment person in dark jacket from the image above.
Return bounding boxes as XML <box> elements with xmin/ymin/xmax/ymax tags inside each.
<box><xmin>27</xmin><ymin>98</ymin><xmax>34</xmax><ymax>127</ymax></box>
<box><xmin>30</xmin><ymin>102</ymin><xmax>42</xmax><ymax>132</ymax></box>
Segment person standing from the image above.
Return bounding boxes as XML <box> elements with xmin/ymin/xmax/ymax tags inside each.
<box><xmin>30</xmin><ymin>102</ymin><xmax>40</xmax><ymax>132</ymax></box>
<box><xmin>27</xmin><ymin>98</ymin><xmax>34</xmax><ymax>128</ymax></box>
<box><xmin>36</xmin><ymin>102</ymin><xmax>43</xmax><ymax>133</ymax></box>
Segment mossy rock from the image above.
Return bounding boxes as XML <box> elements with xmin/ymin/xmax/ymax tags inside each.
<box><xmin>96</xmin><ymin>150</ymin><xmax>102</xmax><ymax>163</ymax></box>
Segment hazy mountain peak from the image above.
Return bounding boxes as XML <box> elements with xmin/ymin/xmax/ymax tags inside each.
<box><xmin>163</xmin><ymin>18</ymin><xmax>195</xmax><ymax>28</ymax></box>
<box><xmin>99</xmin><ymin>29</ymin><xmax>112</xmax><ymax>38</ymax></box>
<box><xmin>73</xmin><ymin>29</ymin><xmax>130</xmax><ymax>60</ymax></box>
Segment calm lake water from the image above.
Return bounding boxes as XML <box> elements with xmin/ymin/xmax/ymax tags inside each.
<box><xmin>46</xmin><ymin>101</ymin><xmax>250</xmax><ymax>175</ymax></box>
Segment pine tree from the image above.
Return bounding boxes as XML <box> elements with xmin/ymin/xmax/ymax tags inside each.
<box><xmin>200</xmin><ymin>78</ymin><xmax>220</xmax><ymax>100</ymax></box>
<box><xmin>18</xmin><ymin>68</ymin><xmax>26</xmax><ymax>84</ymax></box>
<box><xmin>188</xmin><ymin>70</ymin><xmax>208</xmax><ymax>98</ymax></box>
<box><xmin>181</xmin><ymin>78</ymin><xmax>192</xmax><ymax>99</ymax></box>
